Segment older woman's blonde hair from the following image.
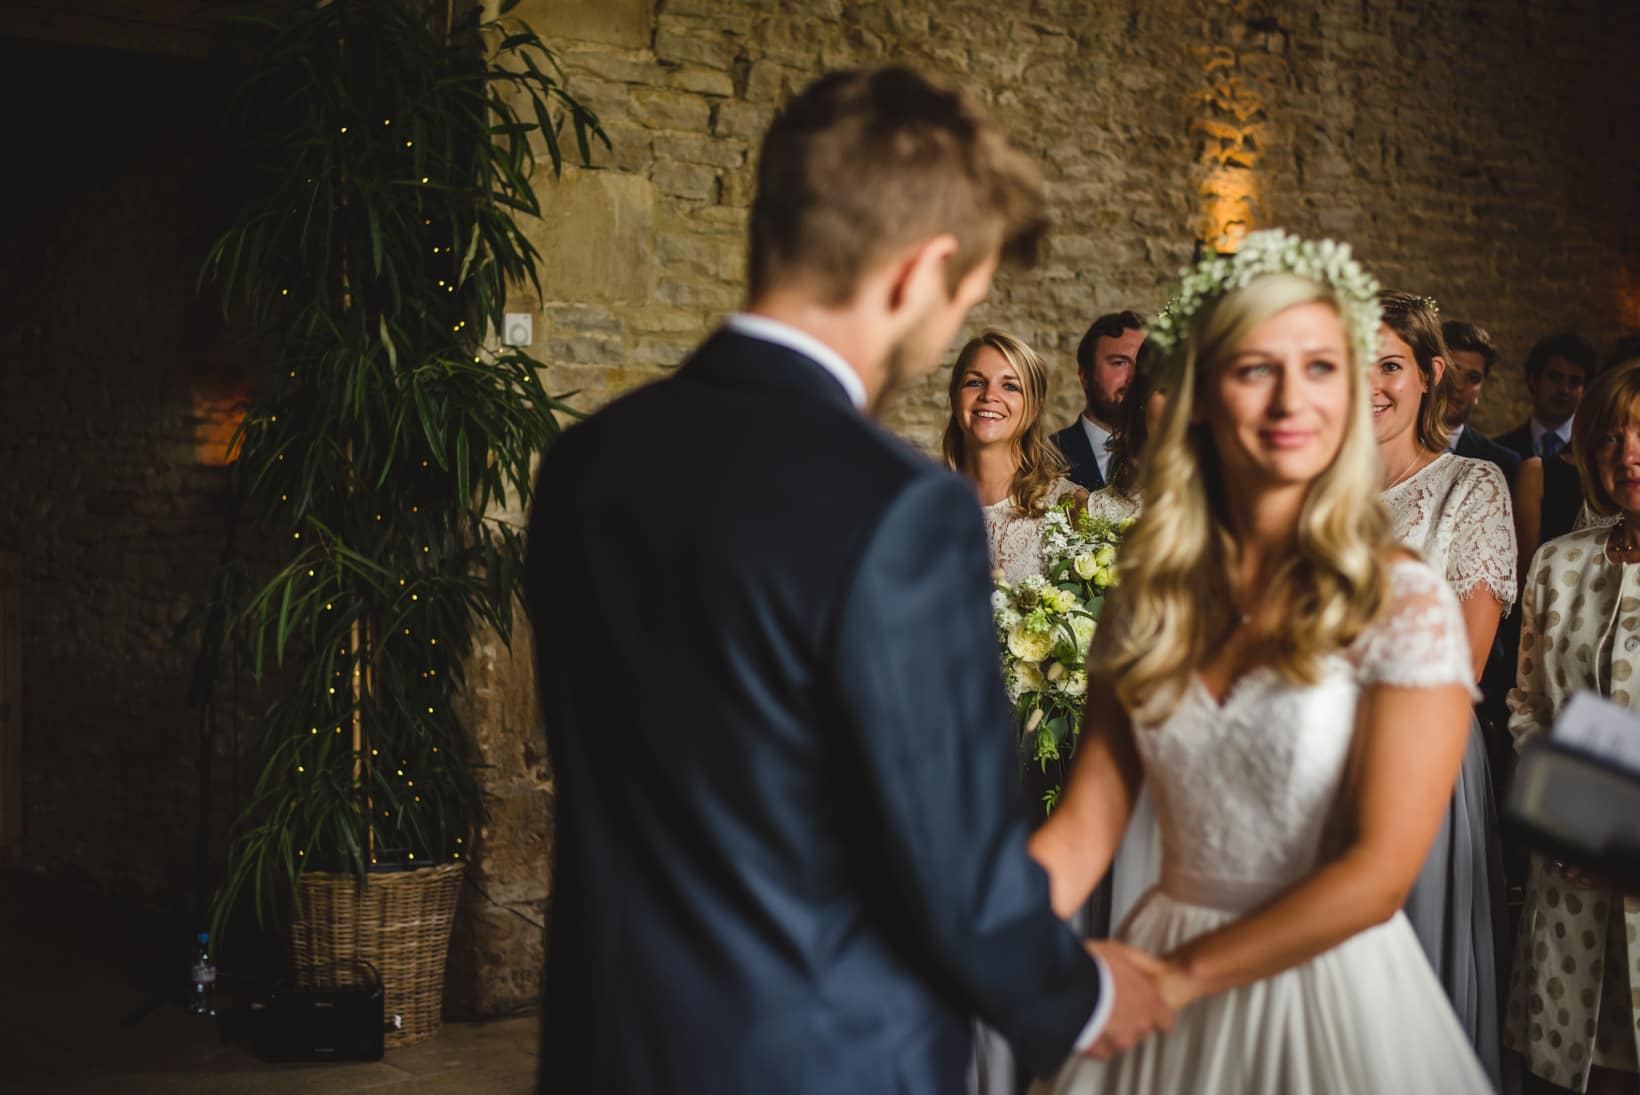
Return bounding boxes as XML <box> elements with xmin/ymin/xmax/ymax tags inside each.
<box><xmin>1093</xmin><ymin>273</ymin><xmax>1396</xmax><ymax>720</ymax></box>
<box><xmin>1572</xmin><ymin>357</ymin><xmax>1640</xmax><ymax>517</ymax></box>
<box><xmin>942</xmin><ymin>329</ymin><xmax>1069</xmax><ymax>517</ymax></box>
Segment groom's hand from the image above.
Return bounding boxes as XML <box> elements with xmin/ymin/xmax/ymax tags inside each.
<box><xmin>1080</xmin><ymin>941</ymin><xmax>1173</xmax><ymax>1061</ymax></box>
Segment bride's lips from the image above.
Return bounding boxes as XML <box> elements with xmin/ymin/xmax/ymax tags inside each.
<box><xmin>1259</xmin><ymin>428</ymin><xmax>1312</xmax><ymax>449</ymax></box>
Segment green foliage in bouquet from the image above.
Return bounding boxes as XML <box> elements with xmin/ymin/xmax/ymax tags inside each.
<box><xmin>992</xmin><ymin>498</ymin><xmax>1133</xmax><ymax>814</ymax></box>
<box><xmin>194</xmin><ymin>0</ymin><xmax>606</xmax><ymax>944</ymax></box>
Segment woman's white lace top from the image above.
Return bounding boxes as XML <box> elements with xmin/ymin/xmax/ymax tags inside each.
<box><xmin>982</xmin><ymin>478</ymin><xmax>1082</xmax><ymax>583</ymax></box>
<box><xmin>1126</xmin><ymin>560</ymin><xmax>1477</xmax><ymax>909</ymax></box>
<box><xmin>1085</xmin><ymin>487</ymin><xmax>1141</xmax><ymax>524</ymax></box>
<box><xmin>1382</xmin><ymin>452</ymin><xmax>1517</xmax><ymax>611</ymax></box>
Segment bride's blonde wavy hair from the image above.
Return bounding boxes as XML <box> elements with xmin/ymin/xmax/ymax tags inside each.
<box><xmin>942</xmin><ymin>329</ymin><xmax>1069</xmax><ymax>517</ymax></box>
<box><xmin>1097</xmin><ymin>273</ymin><xmax>1397</xmax><ymax>720</ymax></box>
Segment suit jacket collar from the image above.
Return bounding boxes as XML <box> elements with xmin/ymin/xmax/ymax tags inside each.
<box><xmin>680</xmin><ymin>329</ymin><xmax>862</xmax><ymax>416</ymax></box>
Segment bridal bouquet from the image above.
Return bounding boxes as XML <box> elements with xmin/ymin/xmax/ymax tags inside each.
<box><xmin>992</xmin><ymin>498</ymin><xmax>1133</xmax><ymax>813</ymax></box>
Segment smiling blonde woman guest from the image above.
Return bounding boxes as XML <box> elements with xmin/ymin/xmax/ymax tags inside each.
<box><xmin>944</xmin><ymin>329</ymin><xmax>1086</xmax><ymax>583</ymax></box>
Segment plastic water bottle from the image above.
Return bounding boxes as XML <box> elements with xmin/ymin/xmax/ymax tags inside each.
<box><xmin>189</xmin><ymin>932</ymin><xmax>217</xmax><ymax>1016</ymax></box>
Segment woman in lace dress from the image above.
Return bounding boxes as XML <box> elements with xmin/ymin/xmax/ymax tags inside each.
<box><xmin>944</xmin><ymin>327</ymin><xmax>1084</xmax><ymax>1095</ymax></box>
<box><xmin>1029</xmin><ymin>233</ymin><xmax>1490</xmax><ymax>1094</ymax></box>
<box><xmin>1372</xmin><ymin>291</ymin><xmax>1514</xmax><ymax>1088</ymax></box>
<box><xmin>944</xmin><ymin>329</ymin><xmax>1085</xmax><ymax>584</ymax></box>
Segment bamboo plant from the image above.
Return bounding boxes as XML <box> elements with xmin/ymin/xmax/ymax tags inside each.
<box><xmin>199</xmin><ymin>0</ymin><xmax>604</xmax><ymax>942</ymax></box>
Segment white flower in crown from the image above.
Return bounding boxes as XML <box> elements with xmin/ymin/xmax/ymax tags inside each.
<box><xmin>1145</xmin><ymin>229</ymin><xmax>1383</xmax><ymax>380</ymax></box>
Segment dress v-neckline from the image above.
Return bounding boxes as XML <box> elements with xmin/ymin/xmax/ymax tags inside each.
<box><xmin>1191</xmin><ymin>665</ymin><xmax>1275</xmax><ymax>711</ymax></box>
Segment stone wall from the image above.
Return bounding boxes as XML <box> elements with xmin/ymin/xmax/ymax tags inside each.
<box><xmin>450</xmin><ymin>0</ymin><xmax>1640</xmax><ymax>1015</ymax></box>
<box><xmin>0</xmin><ymin>38</ymin><xmax>243</xmax><ymax>901</ymax></box>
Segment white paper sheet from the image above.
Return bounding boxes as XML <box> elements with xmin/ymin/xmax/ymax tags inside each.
<box><xmin>1552</xmin><ymin>691</ymin><xmax>1640</xmax><ymax>775</ymax></box>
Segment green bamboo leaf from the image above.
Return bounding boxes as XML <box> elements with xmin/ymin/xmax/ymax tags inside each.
<box><xmin>378</xmin><ymin>315</ymin><xmax>399</xmax><ymax>371</ymax></box>
<box><xmin>455</xmin><ymin>428</ymin><xmax>471</xmax><ymax>507</ymax></box>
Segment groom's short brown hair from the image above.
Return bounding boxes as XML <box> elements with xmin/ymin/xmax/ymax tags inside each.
<box><xmin>747</xmin><ymin>67</ymin><xmax>1047</xmax><ymax>305</ymax></box>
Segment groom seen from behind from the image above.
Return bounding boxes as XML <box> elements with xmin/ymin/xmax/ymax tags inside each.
<box><xmin>526</xmin><ymin>67</ymin><xmax>1170</xmax><ymax>1095</ymax></box>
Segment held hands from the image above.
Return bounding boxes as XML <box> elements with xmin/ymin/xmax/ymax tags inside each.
<box><xmin>1079</xmin><ymin>941</ymin><xmax>1178</xmax><ymax>1061</ymax></box>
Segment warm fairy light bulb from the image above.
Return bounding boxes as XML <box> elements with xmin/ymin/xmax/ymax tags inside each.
<box><xmin>371</xmin><ymin>748</ymin><xmax>379</xmax><ymax>756</ymax></box>
<box><xmin>383</xmin><ymin>118</ymin><xmax>391</xmax><ymax>126</ymax></box>
<box><xmin>405</xmin><ymin>140</ymin><xmax>413</xmax><ymax>148</ymax></box>
<box><xmin>293</xmin><ymin>532</ymin><xmax>300</xmax><ymax>539</ymax></box>
<box><xmin>410</xmin><ymin>594</ymin><xmax>418</xmax><ymax>601</ymax></box>
<box><xmin>328</xmin><ymin>687</ymin><xmax>336</xmax><ymax>695</ymax></box>
<box><xmin>403</xmin><ymin>628</ymin><xmax>411</xmax><ymax>636</ymax></box>
<box><xmin>339</xmin><ymin>127</ymin><xmax>347</xmax><ymax>134</ymax></box>
<box><xmin>420</xmin><ymin>176</ymin><xmax>429</xmax><ymax>183</ymax></box>
<box><xmin>396</xmin><ymin>769</ymin><xmax>404</xmax><ymax>776</ymax></box>
<box><xmin>296</xmin><ymin>765</ymin><xmax>305</xmax><ymax>773</ymax></box>
<box><xmin>310</xmin><ymin>727</ymin><xmax>317</xmax><ymax>735</ymax></box>
<box><xmin>307</xmin><ymin>569</ymin><xmax>315</xmax><ymax>576</ymax></box>
<box><xmin>280</xmin><ymin>288</ymin><xmax>289</xmax><ymax>296</ymax></box>
<box><xmin>426</xmin><ymin>706</ymin><xmax>434</xmax><ymax>714</ymax></box>
<box><xmin>454</xmin><ymin>836</ymin><xmax>461</xmax><ymax>844</ymax></box>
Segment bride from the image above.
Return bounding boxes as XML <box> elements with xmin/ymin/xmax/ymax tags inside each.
<box><xmin>1028</xmin><ymin>232</ymin><xmax>1491</xmax><ymax>1093</ymax></box>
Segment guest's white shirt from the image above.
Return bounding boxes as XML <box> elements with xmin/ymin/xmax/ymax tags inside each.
<box><xmin>724</xmin><ymin>313</ymin><xmax>867</xmax><ymax>410</ymax></box>
<box><xmin>1445</xmin><ymin>424</ymin><xmax>1465</xmax><ymax>452</ymax></box>
<box><xmin>1530</xmin><ymin>415</ymin><xmax>1573</xmax><ymax>455</ymax></box>
<box><xmin>1079</xmin><ymin>415</ymin><xmax>1114</xmax><ymax>482</ymax></box>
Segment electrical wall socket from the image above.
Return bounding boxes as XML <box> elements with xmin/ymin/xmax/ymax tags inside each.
<box><xmin>502</xmin><ymin>313</ymin><xmax>533</xmax><ymax>347</ymax></box>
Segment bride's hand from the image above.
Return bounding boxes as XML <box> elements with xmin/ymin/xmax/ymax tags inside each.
<box><xmin>1155</xmin><ymin>957</ymin><xmax>1207</xmax><ymax>1011</ymax></box>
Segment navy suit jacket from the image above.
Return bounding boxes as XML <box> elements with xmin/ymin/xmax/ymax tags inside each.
<box><xmin>1454</xmin><ymin>425</ymin><xmax>1523</xmax><ymax>487</ymax></box>
<box><xmin>526</xmin><ymin>331</ymin><xmax>1101</xmax><ymax>1095</ymax></box>
<box><xmin>1050</xmin><ymin>420</ymin><xmax>1105</xmax><ymax>491</ymax></box>
<box><xmin>1492</xmin><ymin>421</ymin><xmax>1535</xmax><ymax>462</ymax></box>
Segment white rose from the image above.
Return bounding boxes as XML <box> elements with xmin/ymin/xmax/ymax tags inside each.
<box><xmin>1073</xmin><ymin>553</ymin><xmax>1098</xmax><ymax>581</ymax></box>
<box><xmin>1063</xmin><ymin>670</ymin><xmax>1088</xmax><ymax>698</ymax></box>
<box><xmin>1007</xmin><ymin>624</ymin><xmax>1053</xmax><ymax>663</ymax></box>
<box><xmin>1070</xmin><ymin>615</ymin><xmax>1096</xmax><ymax>653</ymax></box>
<box><xmin>1015</xmin><ymin>662</ymin><xmax>1045</xmax><ymax>692</ymax></box>
<box><xmin>1095</xmin><ymin>545</ymin><xmax>1117</xmax><ymax>568</ymax></box>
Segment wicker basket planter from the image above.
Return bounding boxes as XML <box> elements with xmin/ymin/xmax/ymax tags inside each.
<box><xmin>289</xmin><ymin>862</ymin><xmax>465</xmax><ymax>1047</ymax></box>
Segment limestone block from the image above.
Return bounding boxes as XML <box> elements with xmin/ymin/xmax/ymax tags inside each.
<box><xmin>514</xmin><ymin>0</ymin><xmax>654</xmax><ymax>50</ymax></box>
<box><xmin>526</xmin><ymin>169</ymin><xmax>656</xmax><ymax>306</ymax></box>
<box><xmin>630</xmin><ymin>86</ymin><xmax>714</xmax><ymax>132</ymax></box>
<box><xmin>652</xmin><ymin>160</ymin><xmax>720</xmax><ymax>201</ymax></box>
<box><xmin>667</xmin><ymin>65</ymin><xmax>736</xmax><ymax>98</ymax></box>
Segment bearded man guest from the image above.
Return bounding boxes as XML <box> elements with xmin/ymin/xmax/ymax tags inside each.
<box><xmin>1051</xmin><ymin>311</ymin><xmax>1145</xmax><ymax>491</ymax></box>
<box><xmin>526</xmin><ymin>67</ymin><xmax>1171</xmax><ymax>1095</ymax></box>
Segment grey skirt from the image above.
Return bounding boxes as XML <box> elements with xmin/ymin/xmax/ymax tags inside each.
<box><xmin>1403</xmin><ymin>712</ymin><xmax>1509</xmax><ymax>1092</ymax></box>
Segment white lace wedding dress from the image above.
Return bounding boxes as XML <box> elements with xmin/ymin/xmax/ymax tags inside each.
<box><xmin>1033</xmin><ymin>560</ymin><xmax>1492</xmax><ymax>1094</ymax></box>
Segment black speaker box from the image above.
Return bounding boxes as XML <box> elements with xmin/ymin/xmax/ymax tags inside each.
<box><xmin>251</xmin><ymin>962</ymin><xmax>390</xmax><ymax>1063</ymax></box>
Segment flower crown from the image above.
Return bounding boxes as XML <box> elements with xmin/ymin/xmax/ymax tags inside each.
<box><xmin>1145</xmin><ymin>229</ymin><xmax>1383</xmax><ymax>377</ymax></box>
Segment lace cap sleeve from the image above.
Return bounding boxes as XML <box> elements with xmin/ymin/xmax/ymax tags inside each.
<box><xmin>1447</xmin><ymin>459</ymin><xmax>1517</xmax><ymax>611</ymax></box>
<box><xmin>1352</xmin><ymin>559</ymin><xmax>1481</xmax><ymax>698</ymax></box>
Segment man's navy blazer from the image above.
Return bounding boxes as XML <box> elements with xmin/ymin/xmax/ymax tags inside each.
<box><xmin>526</xmin><ymin>330</ymin><xmax>1102</xmax><ymax>1095</ymax></box>
<box><xmin>1050</xmin><ymin>420</ymin><xmax>1105</xmax><ymax>491</ymax></box>
<box><xmin>1454</xmin><ymin>424</ymin><xmax>1524</xmax><ymax>486</ymax></box>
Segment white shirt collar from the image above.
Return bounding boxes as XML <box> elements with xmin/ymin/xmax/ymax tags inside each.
<box><xmin>1445</xmin><ymin>424</ymin><xmax>1464</xmax><ymax>452</ymax></box>
<box><xmin>723</xmin><ymin>313</ymin><xmax>867</xmax><ymax>410</ymax></box>
<box><xmin>1079</xmin><ymin>414</ymin><xmax>1114</xmax><ymax>479</ymax></box>
<box><xmin>1530</xmin><ymin>415</ymin><xmax>1573</xmax><ymax>447</ymax></box>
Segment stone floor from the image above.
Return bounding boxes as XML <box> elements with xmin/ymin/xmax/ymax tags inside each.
<box><xmin>1</xmin><ymin>867</ymin><xmax>538</xmax><ymax>1094</ymax></box>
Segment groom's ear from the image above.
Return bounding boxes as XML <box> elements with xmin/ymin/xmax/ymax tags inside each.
<box><xmin>884</xmin><ymin>233</ymin><xmax>960</xmax><ymax>317</ymax></box>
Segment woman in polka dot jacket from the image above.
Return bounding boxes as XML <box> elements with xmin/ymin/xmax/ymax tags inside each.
<box><xmin>1505</xmin><ymin>357</ymin><xmax>1640</xmax><ymax>1095</ymax></box>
